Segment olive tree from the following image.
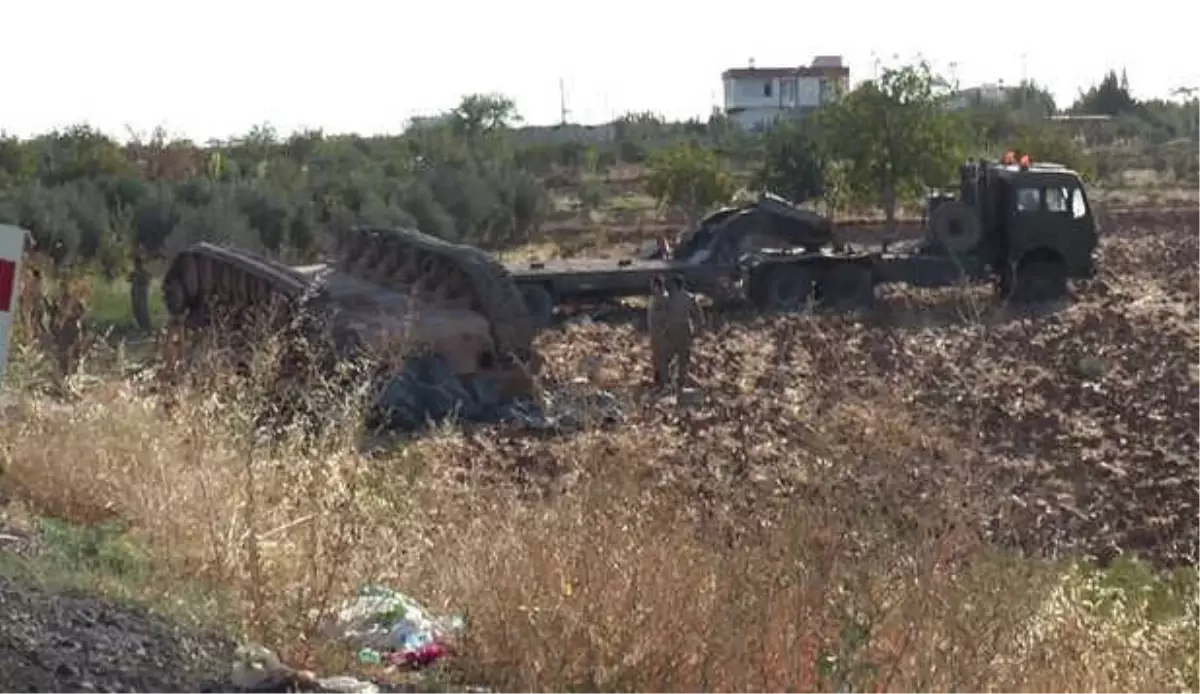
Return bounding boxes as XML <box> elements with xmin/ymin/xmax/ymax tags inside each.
<box><xmin>645</xmin><ymin>144</ymin><xmax>735</xmax><ymax>226</ymax></box>
<box><xmin>754</xmin><ymin>118</ymin><xmax>826</xmax><ymax>205</ymax></box>
<box><xmin>821</xmin><ymin>61</ymin><xmax>966</xmax><ymax>234</ymax></box>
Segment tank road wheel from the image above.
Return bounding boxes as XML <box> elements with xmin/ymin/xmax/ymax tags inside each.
<box><xmin>820</xmin><ymin>263</ymin><xmax>875</xmax><ymax>311</ymax></box>
<box><xmin>520</xmin><ymin>283</ymin><xmax>556</xmax><ymax>328</ymax></box>
<box><xmin>757</xmin><ymin>263</ymin><xmax>819</xmax><ymax>313</ymax></box>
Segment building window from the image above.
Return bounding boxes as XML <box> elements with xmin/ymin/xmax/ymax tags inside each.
<box><xmin>763</xmin><ymin>81</ymin><xmax>773</xmax><ymax>98</ymax></box>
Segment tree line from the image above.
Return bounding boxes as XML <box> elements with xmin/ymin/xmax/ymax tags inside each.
<box><xmin>0</xmin><ymin>61</ymin><xmax>1195</xmax><ymax>279</ymax></box>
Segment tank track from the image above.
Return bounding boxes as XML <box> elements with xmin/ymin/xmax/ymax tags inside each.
<box><xmin>162</xmin><ymin>242</ymin><xmax>311</xmax><ymax>330</ymax></box>
<box><xmin>333</xmin><ymin>226</ymin><xmax>538</xmax><ymax>369</ymax></box>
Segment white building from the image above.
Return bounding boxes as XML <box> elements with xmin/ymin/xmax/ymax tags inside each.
<box><xmin>721</xmin><ymin>56</ymin><xmax>850</xmax><ymax>130</ymax></box>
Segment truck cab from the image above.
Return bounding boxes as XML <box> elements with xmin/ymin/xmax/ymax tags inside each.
<box><xmin>994</xmin><ymin>163</ymin><xmax>1098</xmax><ymax>280</ymax></box>
<box><xmin>950</xmin><ymin>156</ymin><xmax>1099</xmax><ymax>299</ymax></box>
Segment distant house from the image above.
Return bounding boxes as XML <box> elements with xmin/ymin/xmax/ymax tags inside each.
<box><xmin>721</xmin><ymin>55</ymin><xmax>850</xmax><ymax>130</ymax></box>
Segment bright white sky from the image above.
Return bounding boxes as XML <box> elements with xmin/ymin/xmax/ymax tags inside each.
<box><xmin>4</xmin><ymin>0</ymin><xmax>1198</xmax><ymax>142</ymax></box>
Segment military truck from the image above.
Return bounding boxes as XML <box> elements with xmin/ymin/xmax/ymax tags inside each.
<box><xmin>509</xmin><ymin>155</ymin><xmax>1099</xmax><ymax>321</ymax></box>
<box><xmin>744</xmin><ymin>155</ymin><xmax>1098</xmax><ymax>311</ymax></box>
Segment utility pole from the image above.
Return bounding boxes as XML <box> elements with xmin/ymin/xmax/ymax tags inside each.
<box><xmin>559</xmin><ymin>78</ymin><xmax>570</xmax><ymax>126</ymax></box>
<box><xmin>1021</xmin><ymin>53</ymin><xmax>1028</xmax><ymax>110</ymax></box>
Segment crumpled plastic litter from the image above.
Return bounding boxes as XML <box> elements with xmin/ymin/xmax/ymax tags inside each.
<box><xmin>388</xmin><ymin>641</ymin><xmax>447</xmax><ymax>669</ymax></box>
<box><xmin>326</xmin><ymin>585</ymin><xmax>465</xmax><ymax>669</ymax></box>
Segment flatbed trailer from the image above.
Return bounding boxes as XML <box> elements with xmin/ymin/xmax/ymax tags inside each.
<box><xmin>507</xmin><ymin>191</ymin><xmax>838</xmax><ymax>324</ymax></box>
<box><xmin>507</xmin><ymin>243</ymin><xmax>993</xmax><ymax>319</ymax></box>
<box><xmin>506</xmin><ymin>256</ymin><xmax>737</xmax><ymax>323</ymax></box>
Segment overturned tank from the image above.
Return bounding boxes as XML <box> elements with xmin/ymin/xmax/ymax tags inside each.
<box><xmin>160</xmin><ymin>226</ymin><xmax>542</xmax><ymax>431</ymax></box>
<box><xmin>666</xmin><ymin>192</ymin><xmax>837</xmax><ymax>264</ymax></box>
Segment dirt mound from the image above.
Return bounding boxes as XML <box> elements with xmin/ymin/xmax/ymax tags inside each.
<box><xmin>0</xmin><ymin>574</ymin><xmax>235</xmax><ymax>692</ymax></box>
<box><xmin>0</xmin><ymin>569</ymin><xmax>451</xmax><ymax>686</ymax></box>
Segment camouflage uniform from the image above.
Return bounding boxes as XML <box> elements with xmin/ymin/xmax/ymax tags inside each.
<box><xmin>49</xmin><ymin>293</ymin><xmax>87</xmax><ymax>376</ymax></box>
<box><xmin>647</xmin><ymin>275</ymin><xmax>671</xmax><ymax>387</ymax></box>
<box><xmin>662</xmin><ymin>275</ymin><xmax>703</xmax><ymax>388</ymax></box>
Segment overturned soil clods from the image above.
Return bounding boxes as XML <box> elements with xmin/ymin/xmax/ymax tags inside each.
<box><xmin>438</xmin><ymin>207</ymin><xmax>1199</xmax><ymax>567</ymax></box>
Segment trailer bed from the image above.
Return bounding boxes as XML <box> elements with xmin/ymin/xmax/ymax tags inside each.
<box><xmin>506</xmin><ymin>256</ymin><xmax>732</xmax><ymax>300</ymax></box>
<box><xmin>506</xmin><ymin>257</ymin><xmax>676</xmax><ymax>279</ymax></box>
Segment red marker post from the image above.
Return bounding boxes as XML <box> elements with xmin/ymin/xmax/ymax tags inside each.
<box><xmin>0</xmin><ymin>224</ymin><xmax>28</xmax><ymax>392</ymax></box>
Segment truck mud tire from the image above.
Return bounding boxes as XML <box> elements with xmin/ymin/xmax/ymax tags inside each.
<box><xmin>929</xmin><ymin>200</ymin><xmax>983</xmax><ymax>255</ymax></box>
<box><xmin>820</xmin><ymin>263</ymin><xmax>875</xmax><ymax>311</ymax></box>
<box><xmin>1009</xmin><ymin>255</ymin><xmax>1068</xmax><ymax>304</ymax></box>
<box><xmin>520</xmin><ymin>283</ymin><xmax>556</xmax><ymax>328</ymax></box>
<box><xmin>757</xmin><ymin>263</ymin><xmax>819</xmax><ymax>312</ymax></box>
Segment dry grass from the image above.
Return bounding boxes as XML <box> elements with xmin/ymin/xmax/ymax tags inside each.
<box><xmin>2</xmin><ymin>208</ymin><xmax>1198</xmax><ymax>692</ymax></box>
<box><xmin>1</xmin><ymin>363</ymin><xmax>1193</xmax><ymax>690</ymax></box>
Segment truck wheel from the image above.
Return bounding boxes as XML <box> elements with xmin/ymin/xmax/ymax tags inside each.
<box><xmin>1009</xmin><ymin>255</ymin><xmax>1068</xmax><ymax>304</ymax></box>
<box><xmin>758</xmin><ymin>264</ymin><xmax>818</xmax><ymax>312</ymax></box>
<box><xmin>821</xmin><ymin>263</ymin><xmax>875</xmax><ymax>311</ymax></box>
<box><xmin>520</xmin><ymin>283</ymin><xmax>555</xmax><ymax>328</ymax></box>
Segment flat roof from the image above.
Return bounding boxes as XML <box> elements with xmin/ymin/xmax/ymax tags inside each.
<box><xmin>722</xmin><ymin>65</ymin><xmax>849</xmax><ymax>80</ymax></box>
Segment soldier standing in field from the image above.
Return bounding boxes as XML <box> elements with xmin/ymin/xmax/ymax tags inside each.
<box><xmin>647</xmin><ymin>274</ymin><xmax>671</xmax><ymax>387</ymax></box>
<box><xmin>663</xmin><ymin>274</ymin><xmax>704</xmax><ymax>389</ymax></box>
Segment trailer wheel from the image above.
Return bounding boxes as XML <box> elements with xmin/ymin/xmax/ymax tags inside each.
<box><xmin>520</xmin><ymin>283</ymin><xmax>556</xmax><ymax>328</ymax></box>
<box><xmin>820</xmin><ymin>263</ymin><xmax>875</xmax><ymax>311</ymax></box>
<box><xmin>757</xmin><ymin>263</ymin><xmax>819</xmax><ymax>312</ymax></box>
